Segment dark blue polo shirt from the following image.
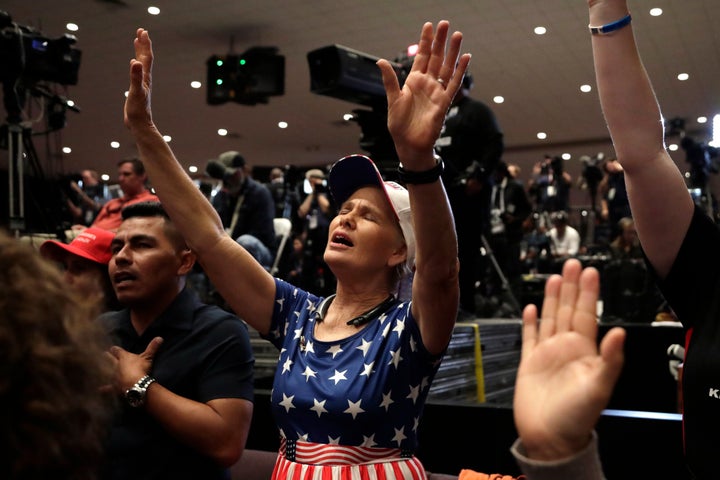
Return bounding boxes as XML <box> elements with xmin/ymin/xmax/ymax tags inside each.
<box><xmin>98</xmin><ymin>287</ymin><xmax>255</xmax><ymax>480</ymax></box>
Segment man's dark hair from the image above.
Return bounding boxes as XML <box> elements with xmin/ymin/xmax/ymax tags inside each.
<box><xmin>117</xmin><ymin>157</ymin><xmax>146</xmax><ymax>175</ymax></box>
<box><xmin>120</xmin><ymin>201</ymin><xmax>187</xmax><ymax>251</ymax></box>
<box><xmin>121</xmin><ymin>201</ymin><xmax>168</xmax><ymax>221</ymax></box>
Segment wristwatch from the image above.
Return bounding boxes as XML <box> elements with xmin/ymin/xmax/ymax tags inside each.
<box><xmin>125</xmin><ymin>374</ymin><xmax>156</xmax><ymax>408</ymax></box>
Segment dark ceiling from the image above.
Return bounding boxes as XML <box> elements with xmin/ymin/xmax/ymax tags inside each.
<box><xmin>2</xmin><ymin>0</ymin><xmax>720</xmax><ymax>190</ymax></box>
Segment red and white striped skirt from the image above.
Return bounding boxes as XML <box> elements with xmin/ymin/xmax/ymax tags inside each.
<box><xmin>270</xmin><ymin>439</ymin><xmax>428</xmax><ymax>480</ymax></box>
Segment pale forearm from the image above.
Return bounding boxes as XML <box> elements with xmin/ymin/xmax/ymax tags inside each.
<box><xmin>589</xmin><ymin>1</ymin><xmax>664</xmax><ymax>165</ymax></box>
<box><xmin>131</xmin><ymin>124</ymin><xmax>226</xmax><ymax>252</ymax></box>
<box><xmin>588</xmin><ymin>0</ymin><xmax>693</xmax><ymax>276</ymax></box>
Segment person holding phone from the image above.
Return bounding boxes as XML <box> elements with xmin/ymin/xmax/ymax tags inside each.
<box><xmin>297</xmin><ymin>168</ymin><xmax>334</xmax><ymax>293</ymax></box>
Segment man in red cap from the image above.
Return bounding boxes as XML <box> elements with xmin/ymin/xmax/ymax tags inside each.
<box><xmin>40</xmin><ymin>227</ymin><xmax>120</xmax><ymax>312</ymax></box>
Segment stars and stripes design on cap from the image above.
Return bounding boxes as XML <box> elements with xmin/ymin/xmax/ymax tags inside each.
<box><xmin>262</xmin><ymin>279</ymin><xmax>444</xmax><ymax>454</ymax></box>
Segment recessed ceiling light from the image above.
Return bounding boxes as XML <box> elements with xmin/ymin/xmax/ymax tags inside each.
<box><xmin>677</xmin><ymin>73</ymin><xmax>689</xmax><ymax>81</ymax></box>
<box><xmin>343</xmin><ymin>113</ymin><xmax>354</xmax><ymax>121</ymax></box>
<box><xmin>110</xmin><ymin>141</ymin><xmax>120</xmax><ymax>149</ymax></box>
<box><xmin>63</xmin><ymin>146</ymin><xmax>72</xmax><ymax>154</ymax></box>
<box><xmin>561</xmin><ymin>153</ymin><xmax>571</xmax><ymax>160</ymax></box>
<box><xmin>650</xmin><ymin>8</ymin><xmax>663</xmax><ymax>16</ymax></box>
<box><xmin>698</xmin><ymin>116</ymin><xmax>708</xmax><ymax>124</ymax></box>
<box><xmin>101</xmin><ymin>174</ymin><xmax>110</xmax><ymax>182</ymax></box>
<box><xmin>668</xmin><ymin>144</ymin><xmax>679</xmax><ymax>151</ymax></box>
<box><xmin>124</xmin><ymin>91</ymin><xmax>129</xmax><ymax>98</ymax></box>
<box><xmin>191</xmin><ymin>81</ymin><xmax>201</xmax><ymax>89</ymax></box>
<box><xmin>493</xmin><ymin>96</ymin><xmax>504</xmax><ymax>104</ymax></box>
<box><xmin>217</xmin><ymin>129</ymin><xmax>228</xmax><ymax>136</ymax></box>
<box><xmin>66</xmin><ymin>23</ymin><xmax>79</xmax><ymax>32</ymax></box>
<box><xmin>278</xmin><ymin>121</ymin><xmax>288</xmax><ymax>129</ymax></box>
<box><xmin>534</xmin><ymin>26</ymin><xmax>547</xmax><ymax>35</ymax></box>
<box><xmin>189</xmin><ymin>166</ymin><xmax>198</xmax><ymax>173</ymax></box>
<box><xmin>580</xmin><ymin>84</ymin><xmax>592</xmax><ymax>93</ymax></box>
<box><xmin>537</xmin><ymin>132</ymin><xmax>547</xmax><ymax>140</ymax></box>
<box><xmin>148</xmin><ymin>6</ymin><xmax>160</xmax><ymax>15</ymax></box>
<box><xmin>163</xmin><ymin>135</ymin><xmax>172</xmax><ymax>142</ymax></box>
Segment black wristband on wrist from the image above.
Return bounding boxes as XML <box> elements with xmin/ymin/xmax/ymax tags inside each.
<box><xmin>397</xmin><ymin>157</ymin><xmax>444</xmax><ymax>185</ymax></box>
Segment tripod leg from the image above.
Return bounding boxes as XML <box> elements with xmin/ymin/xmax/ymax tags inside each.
<box><xmin>7</xmin><ymin>123</ymin><xmax>25</xmax><ymax>233</ymax></box>
<box><xmin>480</xmin><ymin>233</ymin><xmax>523</xmax><ymax>317</ymax></box>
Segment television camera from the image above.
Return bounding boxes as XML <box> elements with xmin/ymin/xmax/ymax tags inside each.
<box><xmin>0</xmin><ymin>11</ymin><xmax>81</xmax><ymax>90</ymax></box>
<box><xmin>1</xmin><ymin>10</ymin><xmax>82</xmax><ymax>234</ymax></box>
<box><xmin>307</xmin><ymin>44</ymin><xmax>410</xmax><ymax>166</ymax></box>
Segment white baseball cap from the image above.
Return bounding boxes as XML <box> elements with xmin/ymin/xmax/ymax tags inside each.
<box><xmin>328</xmin><ymin>154</ymin><xmax>415</xmax><ymax>271</ymax></box>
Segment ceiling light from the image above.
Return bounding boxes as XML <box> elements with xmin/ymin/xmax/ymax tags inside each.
<box><xmin>217</xmin><ymin>129</ymin><xmax>228</xmax><ymax>136</ymax></box>
<box><xmin>493</xmin><ymin>96</ymin><xmax>504</xmax><ymax>104</ymax></box>
<box><xmin>66</xmin><ymin>23</ymin><xmax>79</xmax><ymax>32</ymax></box>
<box><xmin>163</xmin><ymin>135</ymin><xmax>172</xmax><ymax>142</ymax></box>
<box><xmin>148</xmin><ymin>6</ymin><xmax>160</xmax><ymax>15</ymax></box>
<box><xmin>650</xmin><ymin>8</ymin><xmax>663</xmax><ymax>16</ymax></box>
<box><xmin>101</xmin><ymin>174</ymin><xmax>110</xmax><ymax>182</ymax></box>
<box><xmin>110</xmin><ymin>141</ymin><xmax>120</xmax><ymax>148</ymax></box>
<box><xmin>534</xmin><ymin>26</ymin><xmax>546</xmax><ymax>35</ymax></box>
<box><xmin>677</xmin><ymin>73</ymin><xmax>689</xmax><ymax>81</ymax></box>
<box><xmin>668</xmin><ymin>144</ymin><xmax>679</xmax><ymax>151</ymax></box>
<box><xmin>278</xmin><ymin>121</ymin><xmax>288</xmax><ymax>129</ymax></box>
<box><xmin>62</xmin><ymin>146</ymin><xmax>72</xmax><ymax>153</ymax></box>
<box><xmin>562</xmin><ymin>153</ymin><xmax>571</xmax><ymax>160</ymax></box>
<box><xmin>537</xmin><ymin>132</ymin><xmax>547</xmax><ymax>140</ymax></box>
<box><xmin>697</xmin><ymin>116</ymin><xmax>708</xmax><ymax>124</ymax></box>
<box><xmin>189</xmin><ymin>166</ymin><xmax>198</xmax><ymax>173</ymax></box>
<box><xmin>191</xmin><ymin>81</ymin><xmax>201</xmax><ymax>89</ymax></box>
<box><xmin>343</xmin><ymin>113</ymin><xmax>354</xmax><ymax>121</ymax></box>
<box><xmin>580</xmin><ymin>84</ymin><xmax>592</xmax><ymax>93</ymax></box>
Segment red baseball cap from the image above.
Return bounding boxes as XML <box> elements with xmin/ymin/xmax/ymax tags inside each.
<box><xmin>40</xmin><ymin>227</ymin><xmax>115</xmax><ymax>265</ymax></box>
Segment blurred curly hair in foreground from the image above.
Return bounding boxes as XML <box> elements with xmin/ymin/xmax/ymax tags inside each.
<box><xmin>0</xmin><ymin>230</ymin><xmax>115</xmax><ymax>480</ymax></box>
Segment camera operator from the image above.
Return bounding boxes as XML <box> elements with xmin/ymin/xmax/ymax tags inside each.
<box><xmin>65</xmin><ymin>169</ymin><xmax>110</xmax><ymax>227</ymax></box>
<box><xmin>598</xmin><ymin>157</ymin><xmax>631</xmax><ymax>242</ymax></box>
<box><xmin>528</xmin><ymin>155</ymin><xmax>573</xmax><ymax>219</ymax></box>
<box><xmin>297</xmin><ymin>168</ymin><xmax>334</xmax><ymax>295</ymax></box>
<box><xmin>435</xmin><ymin>72</ymin><xmax>504</xmax><ymax>315</ymax></box>
<box><xmin>206</xmin><ymin>151</ymin><xmax>276</xmax><ymax>271</ymax></box>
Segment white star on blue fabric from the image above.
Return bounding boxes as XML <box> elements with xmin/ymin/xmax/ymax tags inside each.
<box><xmin>311</xmin><ymin>398</ymin><xmax>328</xmax><ymax>417</ymax></box>
<box><xmin>356</xmin><ymin>338</ymin><xmax>372</xmax><ymax>356</ymax></box>
<box><xmin>344</xmin><ymin>399</ymin><xmax>364</xmax><ymax>419</ymax></box>
<box><xmin>329</xmin><ymin>369</ymin><xmax>348</xmax><ymax>384</ymax></box>
<box><xmin>327</xmin><ymin>344</ymin><xmax>344</xmax><ymax>358</ymax></box>
<box><xmin>282</xmin><ymin>357</ymin><xmax>293</xmax><ymax>374</ymax></box>
<box><xmin>301</xmin><ymin>366</ymin><xmax>317</xmax><ymax>382</ymax></box>
<box><xmin>279</xmin><ymin>393</ymin><xmax>295</xmax><ymax>412</ymax></box>
<box><xmin>362</xmin><ymin>433</ymin><xmax>378</xmax><ymax>447</ymax></box>
<box><xmin>361</xmin><ymin>361</ymin><xmax>375</xmax><ymax>377</ymax></box>
<box><xmin>389</xmin><ymin>349</ymin><xmax>403</xmax><ymax>368</ymax></box>
<box><xmin>407</xmin><ymin>384</ymin><xmax>420</xmax><ymax>403</ymax></box>
<box><xmin>392</xmin><ymin>426</ymin><xmax>407</xmax><ymax>445</ymax></box>
<box><xmin>380</xmin><ymin>391</ymin><xmax>393</xmax><ymax>411</ymax></box>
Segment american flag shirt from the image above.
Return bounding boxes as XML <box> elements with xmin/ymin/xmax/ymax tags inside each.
<box><xmin>263</xmin><ymin>278</ymin><xmax>445</xmax><ymax>453</ymax></box>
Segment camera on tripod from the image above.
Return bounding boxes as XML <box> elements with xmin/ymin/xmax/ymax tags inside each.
<box><xmin>0</xmin><ymin>10</ymin><xmax>82</xmax><ymax>86</ymax></box>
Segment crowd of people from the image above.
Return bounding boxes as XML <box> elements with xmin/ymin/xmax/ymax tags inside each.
<box><xmin>2</xmin><ymin>3</ymin><xmax>717</xmax><ymax>478</ymax></box>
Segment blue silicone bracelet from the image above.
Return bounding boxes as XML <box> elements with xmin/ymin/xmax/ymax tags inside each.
<box><xmin>589</xmin><ymin>14</ymin><xmax>632</xmax><ymax>35</ymax></box>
